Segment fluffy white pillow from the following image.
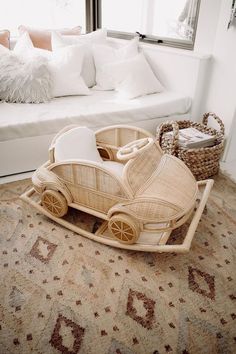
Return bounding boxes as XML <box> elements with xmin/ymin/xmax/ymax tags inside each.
<box><xmin>0</xmin><ymin>51</ymin><xmax>52</xmax><ymax>103</ymax></box>
<box><xmin>105</xmin><ymin>53</ymin><xmax>164</xmax><ymax>99</ymax></box>
<box><xmin>51</xmin><ymin>29</ymin><xmax>107</xmax><ymax>87</ymax></box>
<box><xmin>14</xmin><ymin>33</ymin><xmax>90</xmax><ymax>97</ymax></box>
<box><xmin>92</xmin><ymin>37</ymin><xmax>139</xmax><ymax>91</ymax></box>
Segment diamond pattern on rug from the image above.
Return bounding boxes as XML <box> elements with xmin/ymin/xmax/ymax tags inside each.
<box><xmin>29</xmin><ymin>236</ymin><xmax>57</xmax><ymax>264</ymax></box>
<box><xmin>177</xmin><ymin>311</ymin><xmax>232</xmax><ymax>353</ymax></box>
<box><xmin>0</xmin><ymin>270</ymin><xmax>50</xmax><ymax>353</ymax></box>
<box><xmin>188</xmin><ymin>266</ymin><xmax>215</xmax><ymax>300</ymax></box>
<box><xmin>0</xmin><ymin>175</ymin><xmax>236</xmax><ymax>353</ymax></box>
<box><xmin>50</xmin><ymin>314</ymin><xmax>85</xmax><ymax>354</ymax></box>
<box><xmin>126</xmin><ymin>288</ymin><xmax>156</xmax><ymax>329</ymax></box>
<box><xmin>36</xmin><ymin>302</ymin><xmax>106</xmax><ymax>354</ymax></box>
<box><xmin>8</xmin><ymin>286</ymin><xmax>27</xmax><ymax>311</ymax></box>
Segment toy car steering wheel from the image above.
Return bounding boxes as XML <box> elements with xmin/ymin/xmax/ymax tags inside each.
<box><xmin>117</xmin><ymin>137</ymin><xmax>154</xmax><ymax>161</ymax></box>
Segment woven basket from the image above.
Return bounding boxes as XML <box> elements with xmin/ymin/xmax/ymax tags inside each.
<box><xmin>156</xmin><ymin>112</ymin><xmax>225</xmax><ymax>180</ymax></box>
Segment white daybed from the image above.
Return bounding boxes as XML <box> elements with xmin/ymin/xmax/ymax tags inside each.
<box><xmin>0</xmin><ymin>43</ymin><xmax>210</xmax><ymax>177</ymax></box>
<box><xmin>0</xmin><ymin>91</ymin><xmax>191</xmax><ymax>142</ymax></box>
<box><xmin>0</xmin><ymin>91</ymin><xmax>190</xmax><ymax>176</ymax></box>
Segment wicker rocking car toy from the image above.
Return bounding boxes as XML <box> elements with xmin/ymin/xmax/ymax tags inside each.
<box><xmin>21</xmin><ymin>125</ymin><xmax>214</xmax><ymax>253</ymax></box>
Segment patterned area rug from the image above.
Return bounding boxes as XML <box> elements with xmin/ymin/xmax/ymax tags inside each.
<box><xmin>0</xmin><ymin>174</ymin><xmax>236</xmax><ymax>354</ymax></box>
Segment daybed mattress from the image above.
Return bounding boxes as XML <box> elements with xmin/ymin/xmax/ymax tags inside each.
<box><xmin>0</xmin><ymin>90</ymin><xmax>191</xmax><ymax>142</ymax></box>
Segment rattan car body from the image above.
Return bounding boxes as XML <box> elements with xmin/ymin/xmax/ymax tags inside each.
<box><xmin>22</xmin><ymin>125</ymin><xmax>213</xmax><ymax>252</ymax></box>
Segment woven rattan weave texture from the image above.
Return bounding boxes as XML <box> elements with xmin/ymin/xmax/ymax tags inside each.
<box><xmin>156</xmin><ymin>112</ymin><xmax>225</xmax><ymax>180</ymax></box>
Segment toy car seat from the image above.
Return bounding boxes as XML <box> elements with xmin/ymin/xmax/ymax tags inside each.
<box><xmin>54</xmin><ymin>126</ymin><xmax>125</xmax><ymax>176</ymax></box>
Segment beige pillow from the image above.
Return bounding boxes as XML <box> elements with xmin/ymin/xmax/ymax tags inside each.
<box><xmin>0</xmin><ymin>30</ymin><xmax>10</xmax><ymax>49</ymax></box>
<box><xmin>18</xmin><ymin>25</ymin><xmax>82</xmax><ymax>51</ymax></box>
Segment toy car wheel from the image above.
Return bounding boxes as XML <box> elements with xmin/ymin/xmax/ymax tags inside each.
<box><xmin>108</xmin><ymin>214</ymin><xmax>140</xmax><ymax>244</ymax></box>
<box><xmin>41</xmin><ymin>190</ymin><xmax>68</xmax><ymax>218</ymax></box>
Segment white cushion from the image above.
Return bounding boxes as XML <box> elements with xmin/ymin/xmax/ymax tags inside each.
<box><xmin>0</xmin><ymin>35</ymin><xmax>52</xmax><ymax>103</ymax></box>
<box><xmin>55</xmin><ymin>127</ymin><xmax>103</xmax><ymax>163</ymax></box>
<box><xmin>13</xmin><ymin>33</ymin><xmax>90</xmax><ymax>98</ymax></box>
<box><xmin>54</xmin><ymin>126</ymin><xmax>125</xmax><ymax>177</ymax></box>
<box><xmin>105</xmin><ymin>53</ymin><xmax>164</xmax><ymax>99</ymax></box>
<box><xmin>103</xmin><ymin>161</ymin><xmax>124</xmax><ymax>177</ymax></box>
<box><xmin>48</xmin><ymin>45</ymin><xmax>90</xmax><ymax>98</ymax></box>
<box><xmin>92</xmin><ymin>37</ymin><xmax>139</xmax><ymax>90</ymax></box>
<box><xmin>0</xmin><ymin>91</ymin><xmax>192</xmax><ymax>142</ymax></box>
<box><xmin>0</xmin><ymin>50</ymin><xmax>52</xmax><ymax>104</ymax></box>
<box><xmin>14</xmin><ymin>32</ymin><xmax>52</xmax><ymax>59</ymax></box>
<box><xmin>52</xmin><ymin>28</ymin><xmax>107</xmax><ymax>47</ymax></box>
<box><xmin>51</xmin><ymin>29</ymin><xmax>107</xmax><ymax>88</ymax></box>
<box><xmin>14</xmin><ymin>32</ymin><xmax>34</xmax><ymax>54</ymax></box>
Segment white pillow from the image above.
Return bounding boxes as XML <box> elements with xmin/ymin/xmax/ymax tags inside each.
<box><xmin>0</xmin><ymin>51</ymin><xmax>52</xmax><ymax>103</ymax></box>
<box><xmin>14</xmin><ymin>32</ymin><xmax>51</xmax><ymax>59</ymax></box>
<box><xmin>52</xmin><ymin>28</ymin><xmax>107</xmax><ymax>48</ymax></box>
<box><xmin>55</xmin><ymin>127</ymin><xmax>103</xmax><ymax>163</ymax></box>
<box><xmin>51</xmin><ymin>29</ymin><xmax>107</xmax><ymax>87</ymax></box>
<box><xmin>92</xmin><ymin>37</ymin><xmax>139</xmax><ymax>91</ymax></box>
<box><xmin>14</xmin><ymin>32</ymin><xmax>34</xmax><ymax>54</ymax></box>
<box><xmin>105</xmin><ymin>53</ymin><xmax>164</xmax><ymax>99</ymax></box>
<box><xmin>49</xmin><ymin>45</ymin><xmax>90</xmax><ymax>97</ymax></box>
<box><xmin>14</xmin><ymin>33</ymin><xmax>90</xmax><ymax>97</ymax></box>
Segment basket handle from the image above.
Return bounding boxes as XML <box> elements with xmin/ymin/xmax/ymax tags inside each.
<box><xmin>202</xmin><ymin>112</ymin><xmax>225</xmax><ymax>136</ymax></box>
<box><xmin>156</xmin><ymin>121</ymin><xmax>179</xmax><ymax>155</ymax></box>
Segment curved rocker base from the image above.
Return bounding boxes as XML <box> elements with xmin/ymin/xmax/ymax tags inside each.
<box><xmin>20</xmin><ymin>179</ymin><xmax>213</xmax><ymax>253</ymax></box>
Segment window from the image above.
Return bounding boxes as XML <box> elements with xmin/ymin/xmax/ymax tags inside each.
<box><xmin>0</xmin><ymin>0</ymin><xmax>200</xmax><ymax>49</ymax></box>
<box><xmin>97</xmin><ymin>0</ymin><xmax>200</xmax><ymax>49</ymax></box>
<box><xmin>0</xmin><ymin>0</ymin><xmax>86</xmax><ymax>36</ymax></box>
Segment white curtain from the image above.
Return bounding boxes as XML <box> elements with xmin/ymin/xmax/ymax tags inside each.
<box><xmin>178</xmin><ymin>0</ymin><xmax>197</xmax><ymax>39</ymax></box>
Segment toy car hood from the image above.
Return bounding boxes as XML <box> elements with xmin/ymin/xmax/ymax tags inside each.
<box><xmin>110</xmin><ymin>154</ymin><xmax>198</xmax><ymax>224</ymax></box>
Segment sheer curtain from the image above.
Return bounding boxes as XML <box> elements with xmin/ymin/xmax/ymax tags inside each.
<box><xmin>178</xmin><ymin>0</ymin><xmax>198</xmax><ymax>39</ymax></box>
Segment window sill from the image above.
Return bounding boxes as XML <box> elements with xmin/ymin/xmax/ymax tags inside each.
<box><xmin>107</xmin><ymin>36</ymin><xmax>211</xmax><ymax>60</ymax></box>
<box><xmin>107</xmin><ymin>30</ymin><xmax>195</xmax><ymax>51</ymax></box>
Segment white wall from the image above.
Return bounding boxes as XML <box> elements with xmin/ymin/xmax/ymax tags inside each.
<box><xmin>195</xmin><ymin>0</ymin><xmax>236</xmax><ymax>162</ymax></box>
<box><xmin>141</xmin><ymin>43</ymin><xmax>211</xmax><ymax>122</ymax></box>
<box><xmin>194</xmin><ymin>0</ymin><xmax>222</xmax><ymax>53</ymax></box>
<box><xmin>225</xmin><ymin>109</ymin><xmax>236</xmax><ymax>161</ymax></box>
